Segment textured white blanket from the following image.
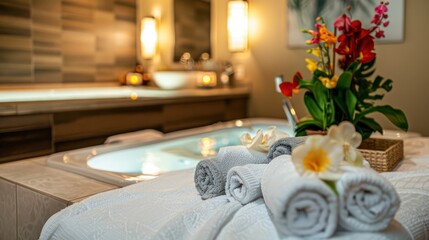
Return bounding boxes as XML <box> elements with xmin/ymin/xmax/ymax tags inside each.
<box><xmin>40</xmin><ymin>166</ymin><xmax>418</xmax><ymax>240</ymax></box>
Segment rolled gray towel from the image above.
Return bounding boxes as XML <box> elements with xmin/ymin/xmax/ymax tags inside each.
<box><xmin>195</xmin><ymin>158</ymin><xmax>224</xmax><ymax>200</ymax></box>
<box><xmin>225</xmin><ymin>164</ymin><xmax>267</xmax><ymax>205</ymax></box>
<box><xmin>194</xmin><ymin>145</ymin><xmax>268</xmax><ymax>200</ymax></box>
<box><xmin>267</xmin><ymin>137</ymin><xmax>307</xmax><ymax>161</ymax></box>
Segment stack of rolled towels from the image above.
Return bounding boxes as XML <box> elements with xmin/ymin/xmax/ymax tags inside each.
<box><xmin>194</xmin><ymin>137</ymin><xmax>401</xmax><ymax>238</ymax></box>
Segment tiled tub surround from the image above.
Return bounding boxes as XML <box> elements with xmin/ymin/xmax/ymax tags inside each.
<box><xmin>0</xmin><ymin>156</ymin><xmax>118</xmax><ymax>240</ymax></box>
<box><xmin>0</xmin><ymin>0</ymin><xmax>136</xmax><ymax>84</ymax></box>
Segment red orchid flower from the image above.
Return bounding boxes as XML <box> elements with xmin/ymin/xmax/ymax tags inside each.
<box><xmin>334</xmin><ymin>14</ymin><xmax>352</xmax><ymax>32</ymax></box>
<box><xmin>279</xmin><ymin>72</ymin><xmax>302</xmax><ymax>98</ymax></box>
<box><xmin>335</xmin><ymin>18</ymin><xmax>376</xmax><ymax>69</ymax></box>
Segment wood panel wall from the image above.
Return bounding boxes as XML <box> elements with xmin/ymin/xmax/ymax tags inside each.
<box><xmin>0</xmin><ymin>0</ymin><xmax>136</xmax><ymax>84</ymax></box>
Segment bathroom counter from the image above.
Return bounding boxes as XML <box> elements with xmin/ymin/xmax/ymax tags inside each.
<box><xmin>0</xmin><ymin>86</ymin><xmax>250</xmax><ymax>115</ymax></box>
<box><xmin>0</xmin><ymin>86</ymin><xmax>250</xmax><ymax>162</ymax></box>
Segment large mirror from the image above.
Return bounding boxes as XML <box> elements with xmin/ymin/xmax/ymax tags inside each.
<box><xmin>173</xmin><ymin>0</ymin><xmax>211</xmax><ymax>62</ymax></box>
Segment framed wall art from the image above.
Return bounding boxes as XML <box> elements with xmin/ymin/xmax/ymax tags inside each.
<box><xmin>287</xmin><ymin>0</ymin><xmax>405</xmax><ymax>48</ymax></box>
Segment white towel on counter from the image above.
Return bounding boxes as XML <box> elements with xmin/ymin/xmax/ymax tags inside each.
<box><xmin>225</xmin><ymin>164</ymin><xmax>267</xmax><ymax>205</ymax></box>
<box><xmin>336</xmin><ymin>166</ymin><xmax>400</xmax><ymax>232</ymax></box>
<box><xmin>261</xmin><ymin>155</ymin><xmax>338</xmax><ymax>239</ymax></box>
<box><xmin>194</xmin><ymin>145</ymin><xmax>268</xmax><ymax>200</ymax></box>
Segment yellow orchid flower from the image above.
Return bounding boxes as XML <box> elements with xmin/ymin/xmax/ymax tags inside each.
<box><xmin>319</xmin><ymin>75</ymin><xmax>339</xmax><ymax>89</ymax></box>
<box><xmin>307</xmin><ymin>48</ymin><xmax>321</xmax><ymax>58</ymax></box>
<box><xmin>305</xmin><ymin>58</ymin><xmax>318</xmax><ymax>73</ymax></box>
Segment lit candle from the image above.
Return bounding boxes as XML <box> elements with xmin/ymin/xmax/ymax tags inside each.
<box><xmin>196</xmin><ymin>71</ymin><xmax>217</xmax><ymax>88</ymax></box>
<box><xmin>126</xmin><ymin>72</ymin><xmax>143</xmax><ymax>86</ymax></box>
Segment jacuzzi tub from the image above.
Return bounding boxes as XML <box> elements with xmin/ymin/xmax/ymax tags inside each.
<box><xmin>47</xmin><ymin>118</ymin><xmax>293</xmax><ymax>186</ymax></box>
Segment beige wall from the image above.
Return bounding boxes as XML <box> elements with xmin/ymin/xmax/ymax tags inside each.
<box><xmin>140</xmin><ymin>0</ymin><xmax>429</xmax><ymax>136</ymax></box>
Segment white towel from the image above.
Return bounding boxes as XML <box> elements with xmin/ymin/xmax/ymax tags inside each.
<box><xmin>336</xmin><ymin>166</ymin><xmax>401</xmax><ymax>232</ymax></box>
<box><xmin>195</xmin><ymin>145</ymin><xmax>268</xmax><ymax>199</ymax></box>
<box><xmin>225</xmin><ymin>164</ymin><xmax>267</xmax><ymax>205</ymax></box>
<box><xmin>261</xmin><ymin>155</ymin><xmax>338</xmax><ymax>239</ymax></box>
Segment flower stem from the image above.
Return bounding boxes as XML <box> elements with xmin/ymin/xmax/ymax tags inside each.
<box><xmin>332</xmin><ymin>27</ymin><xmax>337</xmax><ymax>76</ymax></box>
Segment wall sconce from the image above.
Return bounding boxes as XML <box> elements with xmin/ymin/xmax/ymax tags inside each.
<box><xmin>140</xmin><ymin>17</ymin><xmax>157</xmax><ymax>59</ymax></box>
<box><xmin>227</xmin><ymin>0</ymin><xmax>248</xmax><ymax>52</ymax></box>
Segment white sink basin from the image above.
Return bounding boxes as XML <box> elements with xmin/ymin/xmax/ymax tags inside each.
<box><xmin>152</xmin><ymin>71</ymin><xmax>196</xmax><ymax>90</ymax></box>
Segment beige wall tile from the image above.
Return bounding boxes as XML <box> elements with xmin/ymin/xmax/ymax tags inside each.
<box><xmin>0</xmin><ymin>179</ymin><xmax>17</xmax><ymax>240</ymax></box>
<box><xmin>17</xmin><ymin>186</ymin><xmax>67</xmax><ymax>240</ymax></box>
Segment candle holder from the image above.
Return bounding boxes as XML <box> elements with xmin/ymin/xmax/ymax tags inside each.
<box><xmin>196</xmin><ymin>71</ymin><xmax>217</xmax><ymax>88</ymax></box>
<box><xmin>126</xmin><ymin>72</ymin><xmax>143</xmax><ymax>86</ymax></box>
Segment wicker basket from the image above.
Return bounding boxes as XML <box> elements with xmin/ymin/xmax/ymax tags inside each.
<box><xmin>358</xmin><ymin>138</ymin><xmax>404</xmax><ymax>172</ymax></box>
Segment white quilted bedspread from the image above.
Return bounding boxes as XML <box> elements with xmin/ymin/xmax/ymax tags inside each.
<box><xmin>40</xmin><ymin>138</ymin><xmax>429</xmax><ymax>240</ymax></box>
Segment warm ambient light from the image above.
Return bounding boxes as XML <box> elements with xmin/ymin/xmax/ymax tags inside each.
<box><xmin>196</xmin><ymin>71</ymin><xmax>217</xmax><ymax>88</ymax></box>
<box><xmin>126</xmin><ymin>72</ymin><xmax>143</xmax><ymax>86</ymax></box>
<box><xmin>228</xmin><ymin>0</ymin><xmax>248</xmax><ymax>52</ymax></box>
<box><xmin>140</xmin><ymin>17</ymin><xmax>157</xmax><ymax>59</ymax></box>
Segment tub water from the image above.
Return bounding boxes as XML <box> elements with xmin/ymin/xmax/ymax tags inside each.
<box><xmin>47</xmin><ymin>118</ymin><xmax>293</xmax><ymax>186</ymax></box>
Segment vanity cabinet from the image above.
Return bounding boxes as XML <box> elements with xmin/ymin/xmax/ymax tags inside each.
<box><xmin>0</xmin><ymin>90</ymin><xmax>248</xmax><ymax>162</ymax></box>
<box><xmin>0</xmin><ymin>114</ymin><xmax>53</xmax><ymax>163</ymax></box>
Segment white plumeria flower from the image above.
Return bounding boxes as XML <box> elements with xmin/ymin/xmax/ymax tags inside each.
<box><xmin>327</xmin><ymin>121</ymin><xmax>364</xmax><ymax>166</ymax></box>
<box><xmin>292</xmin><ymin>135</ymin><xmax>344</xmax><ymax>180</ymax></box>
<box><xmin>240</xmin><ymin>126</ymin><xmax>289</xmax><ymax>153</ymax></box>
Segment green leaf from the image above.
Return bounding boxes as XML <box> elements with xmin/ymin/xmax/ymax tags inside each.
<box><xmin>304</xmin><ymin>92</ymin><xmax>324</xmax><ymax>123</ymax></box>
<box><xmin>367</xmin><ymin>94</ymin><xmax>384</xmax><ymax>100</ymax></box>
<box><xmin>295</xmin><ymin>119</ymin><xmax>324</xmax><ymax>136</ymax></box>
<box><xmin>356</xmin><ymin>105</ymin><xmax>409</xmax><ymax>131</ymax></box>
<box><xmin>313</xmin><ymin>69</ymin><xmax>328</xmax><ymax>78</ymax></box>
<box><xmin>357</xmin><ymin>117</ymin><xmax>383</xmax><ymax>134</ymax></box>
<box><xmin>346</xmin><ymin>61</ymin><xmax>360</xmax><ymax>72</ymax></box>
<box><xmin>381</xmin><ymin>79</ymin><xmax>393</xmax><ymax>91</ymax></box>
<box><xmin>355</xmin><ymin>121</ymin><xmax>374</xmax><ymax>140</ymax></box>
<box><xmin>358</xmin><ymin>69</ymin><xmax>375</xmax><ymax>78</ymax></box>
<box><xmin>372</xmin><ymin>76</ymin><xmax>383</xmax><ymax>90</ymax></box>
<box><xmin>313</xmin><ymin>80</ymin><xmax>327</xmax><ymax>109</ymax></box>
<box><xmin>298</xmin><ymin>77</ymin><xmax>316</xmax><ymax>92</ymax></box>
<box><xmin>355</xmin><ymin>58</ymin><xmax>376</xmax><ymax>79</ymax></box>
<box><xmin>336</xmin><ymin>71</ymin><xmax>353</xmax><ymax>89</ymax></box>
<box><xmin>345</xmin><ymin>90</ymin><xmax>357</xmax><ymax>119</ymax></box>
<box><xmin>332</xmin><ymin>92</ymin><xmax>349</xmax><ymax>119</ymax></box>
<box><xmin>326</xmin><ymin>99</ymin><xmax>336</xmax><ymax>125</ymax></box>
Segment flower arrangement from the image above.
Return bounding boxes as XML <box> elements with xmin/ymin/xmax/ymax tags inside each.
<box><xmin>280</xmin><ymin>1</ymin><xmax>408</xmax><ymax>139</ymax></box>
<box><xmin>292</xmin><ymin>121</ymin><xmax>364</xmax><ymax>180</ymax></box>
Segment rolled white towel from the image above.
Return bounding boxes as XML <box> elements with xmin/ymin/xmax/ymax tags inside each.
<box><xmin>336</xmin><ymin>166</ymin><xmax>401</xmax><ymax>232</ymax></box>
<box><xmin>261</xmin><ymin>155</ymin><xmax>338</xmax><ymax>239</ymax></box>
<box><xmin>195</xmin><ymin>145</ymin><xmax>268</xmax><ymax>200</ymax></box>
<box><xmin>225</xmin><ymin>164</ymin><xmax>267</xmax><ymax>205</ymax></box>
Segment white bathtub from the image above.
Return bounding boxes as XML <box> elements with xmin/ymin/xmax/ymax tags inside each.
<box><xmin>47</xmin><ymin>118</ymin><xmax>293</xmax><ymax>186</ymax></box>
